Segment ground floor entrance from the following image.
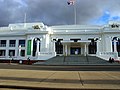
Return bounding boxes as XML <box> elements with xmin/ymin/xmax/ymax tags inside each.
<box><xmin>61</xmin><ymin>40</ymin><xmax>91</xmax><ymax>56</ymax></box>
<box><xmin>70</xmin><ymin>47</ymin><xmax>81</xmax><ymax>55</ymax></box>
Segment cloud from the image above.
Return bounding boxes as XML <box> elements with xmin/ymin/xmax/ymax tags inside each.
<box><xmin>0</xmin><ymin>0</ymin><xmax>120</xmax><ymax>26</ymax></box>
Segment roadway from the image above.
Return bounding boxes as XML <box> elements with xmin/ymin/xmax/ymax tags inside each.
<box><xmin>0</xmin><ymin>63</ymin><xmax>120</xmax><ymax>71</ymax></box>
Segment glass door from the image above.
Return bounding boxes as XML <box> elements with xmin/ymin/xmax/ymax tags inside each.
<box><xmin>70</xmin><ymin>47</ymin><xmax>81</xmax><ymax>55</ymax></box>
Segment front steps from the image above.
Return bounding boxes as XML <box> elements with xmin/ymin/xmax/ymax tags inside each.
<box><xmin>34</xmin><ymin>56</ymin><xmax>120</xmax><ymax>65</ymax></box>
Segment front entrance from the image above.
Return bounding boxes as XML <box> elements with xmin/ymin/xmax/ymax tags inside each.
<box><xmin>62</xmin><ymin>40</ymin><xmax>91</xmax><ymax>56</ymax></box>
<box><xmin>70</xmin><ymin>47</ymin><xmax>81</xmax><ymax>55</ymax></box>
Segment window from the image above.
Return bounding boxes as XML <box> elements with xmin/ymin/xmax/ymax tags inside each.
<box><xmin>21</xmin><ymin>50</ymin><xmax>25</xmax><ymax>57</ymax></box>
<box><xmin>19</xmin><ymin>40</ymin><xmax>25</xmax><ymax>47</ymax></box>
<box><xmin>0</xmin><ymin>50</ymin><xmax>6</xmax><ymax>56</ymax></box>
<box><xmin>9</xmin><ymin>40</ymin><xmax>16</xmax><ymax>47</ymax></box>
<box><xmin>55</xmin><ymin>39</ymin><xmax>63</xmax><ymax>54</ymax></box>
<box><xmin>117</xmin><ymin>40</ymin><xmax>120</xmax><ymax>56</ymax></box>
<box><xmin>9</xmin><ymin>50</ymin><xmax>15</xmax><ymax>56</ymax></box>
<box><xmin>88</xmin><ymin>39</ymin><xmax>97</xmax><ymax>54</ymax></box>
<box><xmin>0</xmin><ymin>40</ymin><xmax>6</xmax><ymax>47</ymax></box>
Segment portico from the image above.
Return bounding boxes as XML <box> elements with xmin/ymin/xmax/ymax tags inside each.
<box><xmin>61</xmin><ymin>40</ymin><xmax>91</xmax><ymax>56</ymax></box>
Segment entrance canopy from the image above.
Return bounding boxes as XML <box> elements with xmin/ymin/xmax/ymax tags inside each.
<box><xmin>61</xmin><ymin>40</ymin><xmax>91</xmax><ymax>56</ymax></box>
<box><xmin>61</xmin><ymin>40</ymin><xmax>91</xmax><ymax>44</ymax></box>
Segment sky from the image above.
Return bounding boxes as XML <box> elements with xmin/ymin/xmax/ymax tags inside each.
<box><xmin>0</xmin><ymin>0</ymin><xmax>120</xmax><ymax>27</ymax></box>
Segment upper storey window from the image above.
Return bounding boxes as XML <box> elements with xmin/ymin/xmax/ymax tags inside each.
<box><xmin>0</xmin><ymin>40</ymin><xmax>6</xmax><ymax>47</ymax></box>
<box><xmin>9</xmin><ymin>40</ymin><xmax>16</xmax><ymax>47</ymax></box>
<box><xmin>19</xmin><ymin>40</ymin><xmax>25</xmax><ymax>47</ymax></box>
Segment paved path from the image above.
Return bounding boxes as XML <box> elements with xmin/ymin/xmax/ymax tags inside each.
<box><xmin>0</xmin><ymin>65</ymin><xmax>120</xmax><ymax>89</ymax></box>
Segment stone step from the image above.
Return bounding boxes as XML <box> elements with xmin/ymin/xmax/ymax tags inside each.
<box><xmin>34</xmin><ymin>56</ymin><xmax>119</xmax><ymax>65</ymax></box>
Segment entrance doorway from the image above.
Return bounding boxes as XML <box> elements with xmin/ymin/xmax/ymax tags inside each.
<box><xmin>70</xmin><ymin>47</ymin><xmax>81</xmax><ymax>55</ymax></box>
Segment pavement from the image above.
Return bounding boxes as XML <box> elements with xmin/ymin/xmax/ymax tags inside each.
<box><xmin>0</xmin><ymin>64</ymin><xmax>120</xmax><ymax>89</ymax></box>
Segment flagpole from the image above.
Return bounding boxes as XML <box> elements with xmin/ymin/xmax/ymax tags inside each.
<box><xmin>67</xmin><ymin>0</ymin><xmax>77</xmax><ymax>25</ymax></box>
<box><xmin>74</xmin><ymin>0</ymin><xmax>77</xmax><ymax>25</ymax></box>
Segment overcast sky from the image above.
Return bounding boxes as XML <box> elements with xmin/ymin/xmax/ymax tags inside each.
<box><xmin>0</xmin><ymin>0</ymin><xmax>120</xmax><ymax>27</ymax></box>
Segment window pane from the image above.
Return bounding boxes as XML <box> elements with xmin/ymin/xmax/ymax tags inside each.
<box><xmin>0</xmin><ymin>50</ymin><xmax>6</xmax><ymax>56</ymax></box>
<box><xmin>1</xmin><ymin>40</ymin><xmax>6</xmax><ymax>44</ymax></box>
<box><xmin>9</xmin><ymin>50</ymin><xmax>15</xmax><ymax>56</ymax></box>
<box><xmin>21</xmin><ymin>50</ymin><xmax>25</xmax><ymax>57</ymax></box>
<box><xmin>9</xmin><ymin>40</ymin><xmax>16</xmax><ymax>44</ymax></box>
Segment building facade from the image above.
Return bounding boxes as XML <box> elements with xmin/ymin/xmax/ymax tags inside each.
<box><xmin>0</xmin><ymin>21</ymin><xmax>120</xmax><ymax>61</ymax></box>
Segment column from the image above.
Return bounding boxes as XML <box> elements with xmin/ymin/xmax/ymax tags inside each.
<box><xmin>84</xmin><ymin>43</ymin><xmax>87</xmax><ymax>56</ymax></box>
<box><xmin>86</xmin><ymin>43</ymin><xmax>89</xmax><ymax>54</ymax></box>
<box><xmin>63</xmin><ymin>44</ymin><xmax>65</xmax><ymax>55</ymax></box>
<box><xmin>36</xmin><ymin>40</ymin><xmax>40</xmax><ymax>56</ymax></box>
<box><xmin>81</xmin><ymin>47</ymin><xmax>84</xmax><ymax>55</ymax></box>
<box><xmin>53</xmin><ymin>40</ymin><xmax>56</xmax><ymax>52</ymax></box>
<box><xmin>15</xmin><ymin>40</ymin><xmax>19</xmax><ymax>57</ymax></box>
<box><xmin>6</xmin><ymin>40</ymin><xmax>9</xmax><ymax>58</ymax></box>
<box><xmin>96</xmin><ymin>40</ymin><xmax>100</xmax><ymax>53</ymax></box>
<box><xmin>65</xmin><ymin>44</ymin><xmax>68</xmax><ymax>56</ymax></box>
<box><xmin>68</xmin><ymin>45</ymin><xmax>70</xmax><ymax>55</ymax></box>
<box><xmin>113</xmin><ymin>40</ymin><xmax>117</xmax><ymax>52</ymax></box>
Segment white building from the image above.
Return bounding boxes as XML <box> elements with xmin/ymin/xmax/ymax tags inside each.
<box><xmin>0</xmin><ymin>21</ymin><xmax>120</xmax><ymax>61</ymax></box>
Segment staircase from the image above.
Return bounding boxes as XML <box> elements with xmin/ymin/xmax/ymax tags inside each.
<box><xmin>63</xmin><ymin>56</ymin><xmax>88</xmax><ymax>65</ymax></box>
<box><xmin>44</xmin><ymin>56</ymin><xmax>65</xmax><ymax>65</ymax></box>
<box><xmin>34</xmin><ymin>55</ymin><xmax>119</xmax><ymax>65</ymax></box>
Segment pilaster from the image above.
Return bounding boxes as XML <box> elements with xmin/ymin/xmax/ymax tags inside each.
<box><xmin>84</xmin><ymin>43</ymin><xmax>87</xmax><ymax>56</ymax></box>
<box><xmin>15</xmin><ymin>39</ymin><xmax>19</xmax><ymax>57</ymax></box>
<box><xmin>96</xmin><ymin>40</ymin><xmax>101</xmax><ymax>53</ymax></box>
<box><xmin>6</xmin><ymin>40</ymin><xmax>9</xmax><ymax>58</ymax></box>
<box><xmin>65</xmin><ymin>44</ymin><xmax>68</xmax><ymax>56</ymax></box>
<box><xmin>113</xmin><ymin>40</ymin><xmax>117</xmax><ymax>52</ymax></box>
<box><xmin>105</xmin><ymin>37</ymin><xmax>112</xmax><ymax>52</ymax></box>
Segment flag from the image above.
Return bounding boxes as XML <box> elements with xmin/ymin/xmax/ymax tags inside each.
<box><xmin>67</xmin><ymin>0</ymin><xmax>75</xmax><ymax>5</ymax></box>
